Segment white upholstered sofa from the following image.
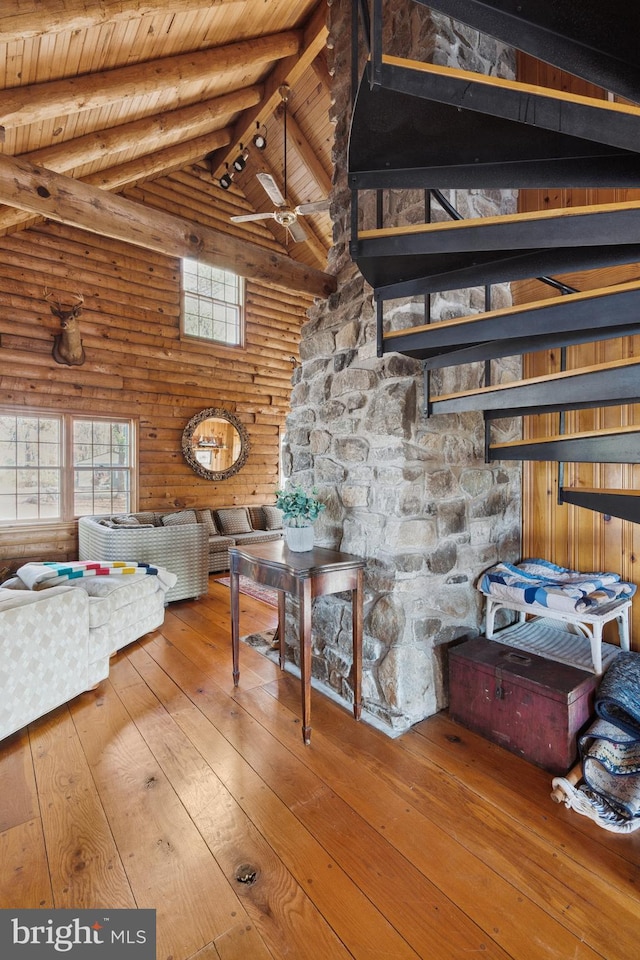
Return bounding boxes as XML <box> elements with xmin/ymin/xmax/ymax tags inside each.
<box><xmin>0</xmin><ymin>572</ymin><xmax>167</xmax><ymax>741</ymax></box>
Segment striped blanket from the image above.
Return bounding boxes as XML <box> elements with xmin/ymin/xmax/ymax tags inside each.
<box><xmin>479</xmin><ymin>558</ymin><xmax>636</xmax><ymax>614</ymax></box>
<box><xmin>17</xmin><ymin>560</ymin><xmax>177</xmax><ymax>592</ymax></box>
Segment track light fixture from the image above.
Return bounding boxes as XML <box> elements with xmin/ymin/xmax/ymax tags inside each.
<box><xmin>232</xmin><ymin>144</ymin><xmax>249</xmax><ymax>172</ymax></box>
<box><xmin>219</xmin><ymin>164</ymin><xmax>234</xmax><ymax>190</ymax></box>
<box><xmin>252</xmin><ymin>122</ymin><xmax>267</xmax><ymax>150</ymax></box>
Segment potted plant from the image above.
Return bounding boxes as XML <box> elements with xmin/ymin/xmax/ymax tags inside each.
<box><xmin>274</xmin><ymin>484</ymin><xmax>325</xmax><ymax>552</ymax></box>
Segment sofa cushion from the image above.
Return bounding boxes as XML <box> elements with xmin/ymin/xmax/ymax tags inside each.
<box><xmin>232</xmin><ymin>531</ymin><xmax>283</xmax><ymax>546</ymax></box>
<box><xmin>161</xmin><ymin>509</ymin><xmax>197</xmax><ymax>526</ymax></box>
<box><xmin>215</xmin><ymin>507</ymin><xmax>252</xmax><ymax>536</ymax></box>
<box><xmin>262</xmin><ymin>505</ymin><xmax>284</xmax><ymax>531</ymax></box>
<box><xmin>208</xmin><ymin>535</ymin><xmax>234</xmax><ymax>547</ymax></box>
<box><xmin>71</xmin><ymin>576</ymin><xmax>164</xmax><ymax>629</ymax></box>
<box><xmin>196</xmin><ymin>508</ymin><xmax>219</xmax><ymax>535</ymax></box>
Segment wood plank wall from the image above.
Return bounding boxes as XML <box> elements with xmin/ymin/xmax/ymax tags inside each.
<box><xmin>0</xmin><ymin>164</ymin><xmax>314</xmax><ymax>571</ymax></box>
<box><xmin>516</xmin><ymin>54</ymin><xmax>640</xmax><ymax>646</ymax></box>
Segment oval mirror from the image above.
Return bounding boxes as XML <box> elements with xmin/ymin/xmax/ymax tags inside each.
<box><xmin>182</xmin><ymin>408</ymin><xmax>250</xmax><ymax>481</ymax></box>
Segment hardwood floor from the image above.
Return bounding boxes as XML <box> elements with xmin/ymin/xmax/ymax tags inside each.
<box><xmin>1</xmin><ymin>577</ymin><xmax>638</xmax><ymax>960</ymax></box>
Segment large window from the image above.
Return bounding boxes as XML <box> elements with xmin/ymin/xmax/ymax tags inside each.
<box><xmin>0</xmin><ymin>411</ymin><xmax>135</xmax><ymax>523</ymax></box>
<box><xmin>181</xmin><ymin>258</ymin><xmax>244</xmax><ymax>346</ymax></box>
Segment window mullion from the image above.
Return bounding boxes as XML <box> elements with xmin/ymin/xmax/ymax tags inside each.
<box><xmin>63</xmin><ymin>415</ymin><xmax>74</xmax><ymax>521</ymax></box>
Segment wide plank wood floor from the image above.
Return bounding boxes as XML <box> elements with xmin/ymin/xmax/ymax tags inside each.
<box><xmin>1</xmin><ymin>577</ymin><xmax>639</xmax><ymax>959</ymax></box>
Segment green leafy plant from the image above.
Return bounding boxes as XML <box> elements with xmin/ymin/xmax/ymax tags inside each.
<box><xmin>274</xmin><ymin>484</ymin><xmax>325</xmax><ymax>527</ymax></box>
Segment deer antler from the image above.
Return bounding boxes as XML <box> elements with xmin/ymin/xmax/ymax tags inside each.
<box><xmin>43</xmin><ymin>288</ymin><xmax>84</xmax><ymax>320</ymax></box>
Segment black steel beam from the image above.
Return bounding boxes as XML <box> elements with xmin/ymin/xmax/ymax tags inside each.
<box><xmin>414</xmin><ymin>1</ymin><xmax>640</xmax><ymax>104</ymax></box>
<box><xmin>378</xmin><ymin>58</ymin><xmax>640</xmax><ymax>155</ymax></box>
<box><xmin>357</xmin><ymin>244</ymin><xmax>640</xmax><ymax>300</ymax></box>
<box><xmin>383</xmin><ymin>284</ymin><xmax>640</xmax><ymax>361</ymax></box>
<box><xmin>490</xmin><ymin>431</ymin><xmax>640</xmax><ymax>463</ymax></box>
<box><xmin>362</xmin><ymin>240</ymin><xmax>640</xmax><ymax>290</ymax></box>
<box><xmin>401</xmin><ymin>322</ymin><xmax>640</xmax><ymax>370</ymax></box>
<box><xmin>356</xmin><ymin>204</ymin><xmax>640</xmax><ymax>260</ymax></box>
<box><xmin>431</xmin><ymin>361</ymin><xmax>640</xmax><ymax>414</ymax></box>
<box><xmin>559</xmin><ymin>489</ymin><xmax>640</xmax><ymax>525</ymax></box>
<box><xmin>348</xmin><ymin>77</ymin><xmax>640</xmax><ymax>190</ymax></box>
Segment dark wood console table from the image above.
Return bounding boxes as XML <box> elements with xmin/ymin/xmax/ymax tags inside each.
<box><xmin>229</xmin><ymin>541</ymin><xmax>366</xmax><ymax>744</ymax></box>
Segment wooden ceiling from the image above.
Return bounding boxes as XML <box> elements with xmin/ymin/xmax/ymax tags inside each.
<box><xmin>0</xmin><ymin>0</ymin><xmax>334</xmax><ymax>285</ymax></box>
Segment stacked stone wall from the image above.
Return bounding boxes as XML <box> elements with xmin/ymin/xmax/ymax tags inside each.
<box><xmin>282</xmin><ymin>0</ymin><xmax>522</xmax><ymax>732</ymax></box>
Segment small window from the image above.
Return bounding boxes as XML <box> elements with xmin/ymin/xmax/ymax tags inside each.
<box><xmin>0</xmin><ymin>410</ymin><xmax>136</xmax><ymax>523</ymax></box>
<box><xmin>181</xmin><ymin>259</ymin><xmax>244</xmax><ymax>346</ymax></box>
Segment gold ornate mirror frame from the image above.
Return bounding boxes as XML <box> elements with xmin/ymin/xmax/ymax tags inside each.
<box><xmin>182</xmin><ymin>407</ymin><xmax>250</xmax><ymax>481</ymax></box>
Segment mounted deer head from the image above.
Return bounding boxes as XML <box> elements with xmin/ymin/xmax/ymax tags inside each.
<box><xmin>44</xmin><ymin>290</ymin><xmax>86</xmax><ymax>366</ymax></box>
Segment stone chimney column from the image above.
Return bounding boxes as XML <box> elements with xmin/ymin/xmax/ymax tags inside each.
<box><xmin>282</xmin><ymin>0</ymin><xmax>521</xmax><ymax>733</ymax></box>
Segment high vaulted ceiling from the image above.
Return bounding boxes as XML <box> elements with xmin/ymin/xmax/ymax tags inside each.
<box><xmin>0</xmin><ymin>0</ymin><xmax>334</xmax><ymax>285</ymax></box>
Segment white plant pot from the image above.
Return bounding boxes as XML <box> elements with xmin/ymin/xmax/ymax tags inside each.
<box><xmin>284</xmin><ymin>524</ymin><xmax>314</xmax><ymax>552</ymax></box>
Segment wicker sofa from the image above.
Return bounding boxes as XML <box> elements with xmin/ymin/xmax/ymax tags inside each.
<box><xmin>78</xmin><ymin>512</ymin><xmax>208</xmax><ymax>603</ymax></box>
<box><xmin>204</xmin><ymin>505</ymin><xmax>283</xmax><ymax>571</ymax></box>
<box><xmin>78</xmin><ymin>504</ymin><xmax>283</xmax><ymax>602</ymax></box>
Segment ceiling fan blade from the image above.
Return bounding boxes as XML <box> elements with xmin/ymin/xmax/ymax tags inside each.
<box><xmin>287</xmin><ymin>219</ymin><xmax>308</xmax><ymax>243</ymax></box>
<box><xmin>230</xmin><ymin>212</ymin><xmax>276</xmax><ymax>223</ymax></box>
<box><xmin>257</xmin><ymin>172</ymin><xmax>286</xmax><ymax>207</ymax></box>
<box><xmin>295</xmin><ymin>198</ymin><xmax>330</xmax><ymax>216</ymax></box>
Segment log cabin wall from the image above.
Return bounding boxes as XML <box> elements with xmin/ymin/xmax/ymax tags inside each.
<box><xmin>516</xmin><ymin>54</ymin><xmax>640</xmax><ymax>647</ymax></box>
<box><xmin>0</xmin><ymin>165</ymin><xmax>314</xmax><ymax>571</ymax></box>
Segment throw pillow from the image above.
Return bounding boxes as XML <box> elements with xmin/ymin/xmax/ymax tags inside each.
<box><xmin>111</xmin><ymin>514</ymin><xmax>141</xmax><ymax>526</ymax></box>
<box><xmin>247</xmin><ymin>506</ymin><xmax>266</xmax><ymax>530</ymax></box>
<box><xmin>99</xmin><ymin>517</ymin><xmax>155</xmax><ymax>528</ymax></box>
<box><xmin>136</xmin><ymin>511</ymin><xmax>160</xmax><ymax>526</ymax></box>
<box><xmin>262</xmin><ymin>505</ymin><xmax>284</xmax><ymax>531</ymax></box>
<box><xmin>161</xmin><ymin>509</ymin><xmax>197</xmax><ymax>526</ymax></box>
<box><xmin>196</xmin><ymin>509</ymin><xmax>219</xmax><ymax>535</ymax></box>
<box><xmin>215</xmin><ymin>507</ymin><xmax>252</xmax><ymax>536</ymax></box>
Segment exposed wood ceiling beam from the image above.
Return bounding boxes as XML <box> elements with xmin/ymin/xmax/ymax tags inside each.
<box><xmin>274</xmin><ymin>104</ymin><xmax>332</xmax><ymax>198</ymax></box>
<box><xmin>0</xmin><ymin>128</ymin><xmax>235</xmax><ymax>235</ymax></box>
<box><xmin>310</xmin><ymin>49</ymin><xmax>332</xmax><ymax>91</ymax></box>
<box><xmin>0</xmin><ymin>154</ymin><xmax>336</xmax><ymax>298</ymax></box>
<box><xmin>90</xmin><ymin>131</ymin><xmax>232</xmax><ymax>190</ymax></box>
<box><xmin>0</xmin><ymin>1</ymin><xmax>240</xmax><ymax>42</ymax></box>
<box><xmin>293</xmin><ymin>221</ymin><xmax>331</xmax><ymax>268</ymax></box>
<box><xmin>0</xmin><ymin>87</ymin><xmax>258</xmax><ymax>231</ymax></box>
<box><xmin>0</xmin><ymin>31</ymin><xmax>299</xmax><ymax>135</ymax></box>
<box><xmin>21</xmin><ymin>86</ymin><xmax>262</xmax><ymax>176</ymax></box>
<box><xmin>212</xmin><ymin>2</ymin><xmax>329</xmax><ymax>177</ymax></box>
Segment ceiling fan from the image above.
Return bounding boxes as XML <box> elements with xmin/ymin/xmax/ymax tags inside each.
<box><xmin>230</xmin><ymin>84</ymin><xmax>330</xmax><ymax>243</ymax></box>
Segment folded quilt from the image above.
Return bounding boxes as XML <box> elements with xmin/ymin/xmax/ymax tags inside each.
<box><xmin>479</xmin><ymin>558</ymin><xmax>636</xmax><ymax>614</ymax></box>
<box><xmin>580</xmin><ymin>717</ymin><xmax>640</xmax><ymax>819</ymax></box>
<box><xmin>17</xmin><ymin>560</ymin><xmax>177</xmax><ymax>593</ymax></box>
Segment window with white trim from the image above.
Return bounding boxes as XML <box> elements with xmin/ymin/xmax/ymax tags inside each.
<box><xmin>0</xmin><ymin>411</ymin><xmax>135</xmax><ymax>523</ymax></box>
<box><xmin>181</xmin><ymin>258</ymin><xmax>244</xmax><ymax>346</ymax></box>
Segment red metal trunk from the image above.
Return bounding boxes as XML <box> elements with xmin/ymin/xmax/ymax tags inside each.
<box><xmin>448</xmin><ymin>637</ymin><xmax>599</xmax><ymax>774</ymax></box>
